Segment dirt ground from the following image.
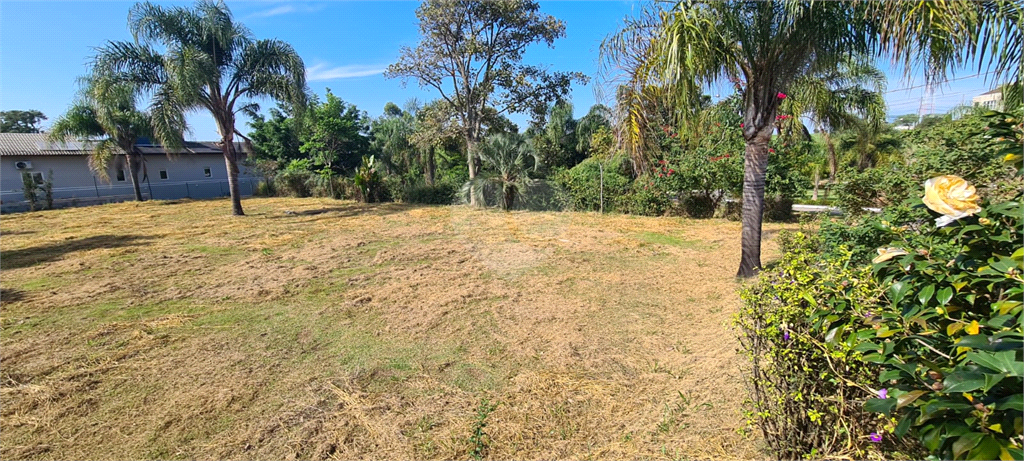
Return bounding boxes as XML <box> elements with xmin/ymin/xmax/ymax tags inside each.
<box><xmin>0</xmin><ymin>197</ymin><xmax>796</xmax><ymax>460</ymax></box>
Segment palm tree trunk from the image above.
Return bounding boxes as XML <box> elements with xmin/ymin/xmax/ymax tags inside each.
<box><xmin>737</xmin><ymin>134</ymin><xmax>771</xmax><ymax>278</ymax></box>
<box><xmin>125</xmin><ymin>151</ymin><xmax>145</xmax><ymax>202</ymax></box>
<box><xmin>503</xmin><ymin>185</ymin><xmax>515</xmax><ymax>211</ymax></box>
<box><xmin>223</xmin><ymin>140</ymin><xmax>244</xmax><ymax>216</ymax></box>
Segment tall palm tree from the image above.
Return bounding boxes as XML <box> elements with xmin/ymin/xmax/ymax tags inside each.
<box><xmin>91</xmin><ymin>0</ymin><xmax>306</xmax><ymax>215</ymax></box>
<box><xmin>463</xmin><ymin>133</ymin><xmax>540</xmax><ymax>211</ymax></box>
<box><xmin>48</xmin><ymin>78</ymin><xmax>153</xmax><ymax>202</ymax></box>
<box><xmin>779</xmin><ymin>57</ymin><xmax>887</xmax><ymax>183</ymax></box>
<box><xmin>605</xmin><ymin>0</ymin><xmax>1021</xmax><ymax>277</ymax></box>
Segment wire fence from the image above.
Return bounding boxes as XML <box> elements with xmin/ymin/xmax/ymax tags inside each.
<box><xmin>1</xmin><ymin>178</ymin><xmax>263</xmax><ymax>213</ymax></box>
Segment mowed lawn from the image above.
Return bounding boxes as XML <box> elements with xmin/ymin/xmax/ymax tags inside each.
<box><xmin>0</xmin><ymin>197</ymin><xmax>794</xmax><ymax>460</ymax></box>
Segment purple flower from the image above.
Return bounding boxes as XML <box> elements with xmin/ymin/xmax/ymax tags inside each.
<box><xmin>878</xmin><ymin>388</ymin><xmax>888</xmax><ymax>399</ymax></box>
<box><xmin>783</xmin><ymin>331</ymin><xmax>791</xmax><ymax>341</ymax></box>
<box><xmin>869</xmin><ymin>432</ymin><xmax>882</xmax><ymax>443</ymax></box>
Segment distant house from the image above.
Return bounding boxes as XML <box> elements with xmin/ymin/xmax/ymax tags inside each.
<box><xmin>0</xmin><ymin>133</ymin><xmax>259</xmax><ymax>212</ymax></box>
<box><xmin>972</xmin><ymin>89</ymin><xmax>1003</xmax><ymax>111</ymax></box>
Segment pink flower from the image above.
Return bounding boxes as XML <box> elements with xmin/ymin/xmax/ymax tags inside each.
<box><xmin>668</xmin><ymin>169</ymin><xmax>675</xmax><ymax>174</ymax></box>
<box><xmin>739</xmin><ymin>123</ymin><xmax>744</xmax><ymax>127</ymax></box>
<box><xmin>777</xmin><ymin>92</ymin><xmax>787</xmax><ymax>99</ymax></box>
<box><xmin>768</xmin><ymin>148</ymin><xmax>775</xmax><ymax>153</ymax></box>
<box><xmin>869</xmin><ymin>433</ymin><xmax>882</xmax><ymax>443</ymax></box>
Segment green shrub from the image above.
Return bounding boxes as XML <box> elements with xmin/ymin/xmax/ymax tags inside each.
<box><xmin>615</xmin><ymin>177</ymin><xmax>671</xmax><ymax>216</ymax></box>
<box><xmin>554</xmin><ymin>155</ymin><xmax>631</xmax><ymax>212</ymax></box>
<box><xmin>681</xmin><ymin>194</ymin><xmax>716</xmax><ymax>218</ymax></box>
<box><xmin>402</xmin><ymin>180</ymin><xmax>459</xmax><ymax>205</ymax></box>
<box><xmin>852</xmin><ymin>196</ymin><xmax>1023</xmax><ymax>461</ymax></box>
<box><xmin>835</xmin><ymin>167</ymin><xmax>916</xmax><ymax>214</ymax></box>
<box><xmin>738</xmin><ymin>234</ymin><xmax>916</xmax><ymax>460</ymax></box>
<box><xmin>354</xmin><ymin>155</ymin><xmax>385</xmax><ymax>203</ymax></box>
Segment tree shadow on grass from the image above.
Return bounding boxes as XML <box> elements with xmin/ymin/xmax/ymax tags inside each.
<box><xmin>0</xmin><ymin>287</ymin><xmax>26</xmax><ymax>303</ymax></box>
<box><xmin>1</xmin><ymin>234</ymin><xmax>153</xmax><ymax>270</ymax></box>
<box><xmin>268</xmin><ymin>202</ymin><xmax>423</xmax><ymax>220</ymax></box>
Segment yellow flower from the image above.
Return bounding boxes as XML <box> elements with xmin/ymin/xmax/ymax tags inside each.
<box><xmin>873</xmin><ymin>247</ymin><xmax>908</xmax><ymax>264</ymax></box>
<box><xmin>922</xmin><ymin>175</ymin><xmax>982</xmax><ymax>227</ymax></box>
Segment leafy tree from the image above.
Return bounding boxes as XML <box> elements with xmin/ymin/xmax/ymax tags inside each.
<box><xmin>463</xmin><ymin>132</ymin><xmax>540</xmax><ymax>210</ymax></box>
<box><xmin>371</xmin><ymin>101</ymin><xmax>419</xmax><ymax>177</ymax></box>
<box><xmin>301</xmin><ymin>90</ymin><xmax>370</xmax><ymax>174</ymax></box>
<box><xmin>0</xmin><ymin>110</ymin><xmax>47</xmax><ymax>133</ymax></box>
<box><xmin>605</xmin><ymin>0</ymin><xmax>1020</xmax><ymax>277</ymax></box>
<box><xmin>386</xmin><ymin>0</ymin><xmax>585</xmax><ymax>205</ymax></box>
<box><xmin>48</xmin><ymin>78</ymin><xmax>153</xmax><ymax>201</ymax></box>
<box><xmin>92</xmin><ymin>0</ymin><xmax>306</xmax><ymax>215</ymax></box>
<box><xmin>410</xmin><ymin>100</ymin><xmax>464</xmax><ymax>185</ymax></box>
<box><xmin>248</xmin><ymin>104</ymin><xmax>304</xmax><ymax>165</ymax></box>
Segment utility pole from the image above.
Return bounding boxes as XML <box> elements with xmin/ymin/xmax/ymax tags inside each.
<box><xmin>599</xmin><ymin>161</ymin><xmax>604</xmax><ymax>214</ymax></box>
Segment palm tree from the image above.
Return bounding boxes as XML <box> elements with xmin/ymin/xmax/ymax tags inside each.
<box><xmin>463</xmin><ymin>133</ymin><xmax>540</xmax><ymax>211</ymax></box>
<box><xmin>604</xmin><ymin>0</ymin><xmax>1021</xmax><ymax>277</ymax></box>
<box><xmin>779</xmin><ymin>57</ymin><xmax>887</xmax><ymax>184</ymax></box>
<box><xmin>91</xmin><ymin>0</ymin><xmax>307</xmax><ymax>215</ymax></box>
<box><xmin>48</xmin><ymin>78</ymin><xmax>153</xmax><ymax>201</ymax></box>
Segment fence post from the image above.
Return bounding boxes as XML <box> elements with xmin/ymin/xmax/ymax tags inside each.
<box><xmin>93</xmin><ymin>176</ymin><xmax>100</xmax><ymax>197</ymax></box>
<box><xmin>185</xmin><ymin>182</ymin><xmax>190</xmax><ymax>198</ymax></box>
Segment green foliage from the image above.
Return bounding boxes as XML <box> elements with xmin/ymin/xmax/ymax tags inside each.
<box><xmin>0</xmin><ymin>110</ymin><xmax>47</xmax><ymax>133</ymax></box>
<box><xmin>21</xmin><ymin>172</ymin><xmax>38</xmax><ymax>212</ymax></box>
<box><xmin>614</xmin><ymin>177</ymin><xmax>671</xmax><ymax>216</ymax></box>
<box><xmin>301</xmin><ymin>90</ymin><xmax>372</xmax><ymax>173</ymax></box>
<box><xmin>248</xmin><ymin>105</ymin><xmax>304</xmax><ymax>164</ymax></box>
<box><xmin>42</xmin><ymin>170</ymin><xmax>53</xmax><ymax>210</ymax></box>
<box><xmin>835</xmin><ymin>167</ymin><xmax>916</xmax><ymax>214</ymax></box>
<box><xmin>398</xmin><ymin>180</ymin><xmax>459</xmax><ymax>205</ymax></box>
<box><xmin>738</xmin><ymin>234</ymin><xmax>903</xmax><ymax>460</ymax></box>
<box><xmin>274</xmin><ymin>159</ymin><xmax>315</xmax><ymax>198</ymax></box>
<box><xmin>553</xmin><ymin>155</ymin><xmax>631</xmax><ymax>212</ymax></box>
<box><xmin>468</xmin><ymin>399</ymin><xmax>497</xmax><ymax>460</ymax></box>
<box><xmin>354</xmin><ymin>156</ymin><xmax>385</xmax><ymax>203</ymax></box>
<box><xmin>854</xmin><ymin>197</ymin><xmax>1023</xmax><ymax>461</ymax></box>
<box><xmin>462</xmin><ymin>133</ymin><xmax>540</xmax><ymax>211</ymax></box>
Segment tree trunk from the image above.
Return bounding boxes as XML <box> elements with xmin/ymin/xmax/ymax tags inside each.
<box><xmin>502</xmin><ymin>184</ymin><xmax>515</xmax><ymax>211</ymax></box>
<box><xmin>424</xmin><ymin>146</ymin><xmax>436</xmax><ymax>186</ymax></box>
<box><xmin>737</xmin><ymin>135</ymin><xmax>770</xmax><ymax>277</ymax></box>
<box><xmin>466</xmin><ymin>137</ymin><xmax>480</xmax><ymax>207</ymax></box>
<box><xmin>223</xmin><ymin>139</ymin><xmax>244</xmax><ymax>216</ymax></box>
<box><xmin>125</xmin><ymin>152</ymin><xmax>145</xmax><ymax>202</ymax></box>
<box><xmin>812</xmin><ymin>167</ymin><xmax>820</xmax><ymax>201</ymax></box>
<box><xmin>822</xmin><ymin>129</ymin><xmax>838</xmax><ymax>182</ymax></box>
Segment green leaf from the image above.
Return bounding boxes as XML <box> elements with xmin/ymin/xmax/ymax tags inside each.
<box><xmin>982</xmin><ymin>373</ymin><xmax>1005</xmax><ymax>392</ymax></box>
<box><xmin>937</xmin><ymin>287</ymin><xmax>954</xmax><ymax>306</ymax></box>
<box><xmin>918</xmin><ymin>284</ymin><xmax>936</xmax><ymax>305</ymax></box>
<box><xmin>943</xmin><ymin>371</ymin><xmax>986</xmax><ymax>393</ymax></box>
<box><xmin>895</xmin><ymin>409</ymin><xmax>915</xmax><ymax>437</ymax></box>
<box><xmin>889</xmin><ymin>281</ymin><xmax>911</xmax><ymax>304</ymax></box>
<box><xmin>967</xmin><ymin>436</ymin><xmax>1001</xmax><ymax>460</ymax></box>
<box><xmin>966</xmin><ymin>350</ymin><xmax>1024</xmax><ymax>377</ymax></box>
<box><xmin>994</xmin><ymin>393</ymin><xmax>1023</xmax><ymax>411</ymax></box>
<box><xmin>864</xmin><ymin>398</ymin><xmax>896</xmax><ymax>416</ymax></box>
<box><xmin>879</xmin><ymin>369</ymin><xmax>906</xmax><ymax>382</ymax></box>
<box><xmin>953</xmin><ymin>432</ymin><xmax>984</xmax><ymax>459</ymax></box>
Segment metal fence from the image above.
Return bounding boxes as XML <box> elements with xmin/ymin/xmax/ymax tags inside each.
<box><xmin>1</xmin><ymin>178</ymin><xmax>261</xmax><ymax>213</ymax></box>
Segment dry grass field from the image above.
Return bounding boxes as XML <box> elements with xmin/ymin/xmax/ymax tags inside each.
<box><xmin>0</xmin><ymin>197</ymin><xmax>795</xmax><ymax>460</ymax></box>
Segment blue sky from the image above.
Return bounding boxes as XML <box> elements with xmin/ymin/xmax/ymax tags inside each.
<box><xmin>0</xmin><ymin>1</ymin><xmax>1002</xmax><ymax>141</ymax></box>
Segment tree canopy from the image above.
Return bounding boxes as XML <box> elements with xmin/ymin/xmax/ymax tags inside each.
<box><xmin>1</xmin><ymin>110</ymin><xmax>47</xmax><ymax>133</ymax></box>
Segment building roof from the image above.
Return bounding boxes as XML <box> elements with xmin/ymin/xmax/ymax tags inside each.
<box><xmin>980</xmin><ymin>88</ymin><xmax>1003</xmax><ymax>96</ymax></box>
<box><xmin>0</xmin><ymin>133</ymin><xmax>243</xmax><ymax>157</ymax></box>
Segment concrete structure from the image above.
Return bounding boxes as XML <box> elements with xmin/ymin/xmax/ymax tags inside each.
<box><xmin>0</xmin><ymin>133</ymin><xmax>259</xmax><ymax>212</ymax></box>
<box><xmin>972</xmin><ymin>89</ymin><xmax>1004</xmax><ymax>111</ymax></box>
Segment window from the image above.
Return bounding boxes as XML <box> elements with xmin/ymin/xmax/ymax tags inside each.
<box><xmin>204</xmin><ymin>167</ymin><xmax>212</xmax><ymax>178</ymax></box>
<box><xmin>159</xmin><ymin>170</ymin><xmax>168</xmax><ymax>180</ymax></box>
<box><xmin>116</xmin><ymin>169</ymin><xmax>126</xmax><ymax>181</ymax></box>
<box><xmin>32</xmin><ymin>172</ymin><xmax>44</xmax><ymax>184</ymax></box>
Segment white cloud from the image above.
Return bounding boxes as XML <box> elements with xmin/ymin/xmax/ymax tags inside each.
<box><xmin>305</xmin><ymin>63</ymin><xmax>387</xmax><ymax>81</ymax></box>
<box><xmin>248</xmin><ymin>4</ymin><xmax>323</xmax><ymax>19</ymax></box>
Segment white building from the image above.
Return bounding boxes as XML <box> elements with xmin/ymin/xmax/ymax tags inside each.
<box><xmin>972</xmin><ymin>89</ymin><xmax>1003</xmax><ymax>111</ymax></box>
<box><xmin>0</xmin><ymin>133</ymin><xmax>259</xmax><ymax>212</ymax></box>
